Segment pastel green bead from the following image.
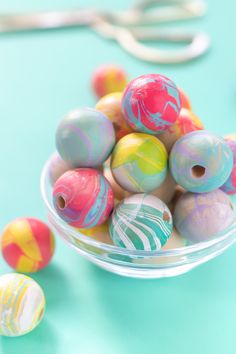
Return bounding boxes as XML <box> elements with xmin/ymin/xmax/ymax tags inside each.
<box><xmin>111</xmin><ymin>133</ymin><xmax>168</xmax><ymax>193</ymax></box>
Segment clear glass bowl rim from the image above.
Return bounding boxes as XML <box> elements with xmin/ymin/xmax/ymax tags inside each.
<box><xmin>40</xmin><ymin>156</ymin><xmax>236</xmax><ymax>258</ymax></box>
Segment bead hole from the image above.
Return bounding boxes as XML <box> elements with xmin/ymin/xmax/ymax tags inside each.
<box><xmin>57</xmin><ymin>196</ymin><xmax>66</xmax><ymax>210</ymax></box>
<box><xmin>163</xmin><ymin>211</ymin><xmax>170</xmax><ymax>222</ymax></box>
<box><xmin>191</xmin><ymin>165</ymin><xmax>206</xmax><ymax>178</ymax></box>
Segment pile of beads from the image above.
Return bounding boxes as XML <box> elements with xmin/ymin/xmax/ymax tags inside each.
<box><xmin>51</xmin><ymin>68</ymin><xmax>236</xmax><ymax>251</ymax></box>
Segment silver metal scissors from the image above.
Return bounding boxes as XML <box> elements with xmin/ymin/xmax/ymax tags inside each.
<box><xmin>0</xmin><ymin>0</ymin><xmax>210</xmax><ymax>64</ymax></box>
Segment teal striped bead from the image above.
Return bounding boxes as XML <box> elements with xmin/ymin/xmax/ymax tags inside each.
<box><xmin>109</xmin><ymin>194</ymin><xmax>173</xmax><ymax>251</ymax></box>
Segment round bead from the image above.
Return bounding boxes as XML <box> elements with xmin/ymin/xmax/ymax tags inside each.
<box><xmin>159</xmin><ymin>108</ymin><xmax>204</xmax><ymax>152</ymax></box>
<box><xmin>56</xmin><ymin>108</ymin><xmax>115</xmax><ymax>167</ymax></box>
<box><xmin>48</xmin><ymin>152</ymin><xmax>72</xmax><ymax>186</ymax></box>
<box><xmin>0</xmin><ymin>273</ymin><xmax>45</xmax><ymax>336</ymax></box>
<box><xmin>221</xmin><ymin>134</ymin><xmax>236</xmax><ymax>195</ymax></box>
<box><xmin>91</xmin><ymin>64</ymin><xmax>128</xmax><ymax>98</ymax></box>
<box><xmin>103</xmin><ymin>159</ymin><xmax>130</xmax><ymax>201</ymax></box>
<box><xmin>174</xmin><ymin>189</ymin><xmax>235</xmax><ymax>242</ymax></box>
<box><xmin>170</xmin><ymin>131</ymin><xmax>234</xmax><ymax>193</ymax></box>
<box><xmin>111</xmin><ymin>133</ymin><xmax>168</xmax><ymax>193</ymax></box>
<box><xmin>53</xmin><ymin>168</ymin><xmax>114</xmax><ymax>228</ymax></box>
<box><xmin>1</xmin><ymin>218</ymin><xmax>55</xmax><ymax>273</ymax></box>
<box><xmin>109</xmin><ymin>194</ymin><xmax>173</xmax><ymax>251</ymax></box>
<box><xmin>151</xmin><ymin>172</ymin><xmax>176</xmax><ymax>204</ymax></box>
<box><xmin>179</xmin><ymin>88</ymin><xmax>192</xmax><ymax>110</ymax></box>
<box><xmin>121</xmin><ymin>74</ymin><xmax>181</xmax><ymax>134</ymax></box>
<box><xmin>95</xmin><ymin>92</ymin><xmax>132</xmax><ymax>141</ymax></box>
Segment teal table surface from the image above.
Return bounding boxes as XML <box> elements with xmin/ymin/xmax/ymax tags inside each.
<box><xmin>0</xmin><ymin>0</ymin><xmax>235</xmax><ymax>353</ymax></box>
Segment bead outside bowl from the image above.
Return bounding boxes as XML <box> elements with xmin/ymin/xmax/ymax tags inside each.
<box><xmin>41</xmin><ymin>156</ymin><xmax>236</xmax><ymax>279</ymax></box>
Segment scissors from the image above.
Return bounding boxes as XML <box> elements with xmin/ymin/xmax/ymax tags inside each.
<box><xmin>0</xmin><ymin>0</ymin><xmax>210</xmax><ymax>64</ymax></box>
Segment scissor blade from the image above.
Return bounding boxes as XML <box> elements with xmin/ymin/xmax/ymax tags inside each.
<box><xmin>0</xmin><ymin>9</ymin><xmax>99</xmax><ymax>33</ymax></box>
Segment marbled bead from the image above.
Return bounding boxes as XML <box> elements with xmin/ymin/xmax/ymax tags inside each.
<box><xmin>0</xmin><ymin>274</ymin><xmax>45</xmax><ymax>337</ymax></box>
<box><xmin>159</xmin><ymin>108</ymin><xmax>204</xmax><ymax>152</ymax></box>
<box><xmin>122</xmin><ymin>74</ymin><xmax>181</xmax><ymax>134</ymax></box>
<box><xmin>53</xmin><ymin>168</ymin><xmax>114</xmax><ymax>228</ymax></box>
<box><xmin>111</xmin><ymin>133</ymin><xmax>168</xmax><ymax>193</ymax></box>
<box><xmin>56</xmin><ymin>108</ymin><xmax>115</xmax><ymax>167</ymax></box>
<box><xmin>109</xmin><ymin>194</ymin><xmax>173</xmax><ymax>251</ymax></box>
<box><xmin>91</xmin><ymin>64</ymin><xmax>128</xmax><ymax>98</ymax></box>
<box><xmin>1</xmin><ymin>218</ymin><xmax>55</xmax><ymax>273</ymax></box>
<box><xmin>174</xmin><ymin>189</ymin><xmax>235</xmax><ymax>242</ymax></box>
<box><xmin>221</xmin><ymin>134</ymin><xmax>236</xmax><ymax>195</ymax></box>
<box><xmin>170</xmin><ymin>131</ymin><xmax>233</xmax><ymax>193</ymax></box>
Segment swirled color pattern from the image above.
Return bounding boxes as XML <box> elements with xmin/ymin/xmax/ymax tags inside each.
<box><xmin>109</xmin><ymin>194</ymin><xmax>173</xmax><ymax>251</ymax></box>
<box><xmin>170</xmin><ymin>131</ymin><xmax>233</xmax><ymax>193</ymax></box>
<box><xmin>174</xmin><ymin>190</ymin><xmax>235</xmax><ymax>242</ymax></box>
<box><xmin>91</xmin><ymin>64</ymin><xmax>128</xmax><ymax>98</ymax></box>
<box><xmin>122</xmin><ymin>74</ymin><xmax>181</xmax><ymax>134</ymax></box>
<box><xmin>0</xmin><ymin>273</ymin><xmax>45</xmax><ymax>336</ymax></box>
<box><xmin>53</xmin><ymin>168</ymin><xmax>114</xmax><ymax>228</ymax></box>
<box><xmin>1</xmin><ymin>218</ymin><xmax>55</xmax><ymax>273</ymax></box>
<box><xmin>56</xmin><ymin>108</ymin><xmax>115</xmax><ymax>167</ymax></box>
<box><xmin>111</xmin><ymin>133</ymin><xmax>168</xmax><ymax>193</ymax></box>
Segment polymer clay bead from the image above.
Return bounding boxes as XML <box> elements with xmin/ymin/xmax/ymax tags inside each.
<box><xmin>159</xmin><ymin>108</ymin><xmax>204</xmax><ymax>152</ymax></box>
<box><xmin>162</xmin><ymin>228</ymin><xmax>186</xmax><ymax>250</ymax></box>
<box><xmin>1</xmin><ymin>218</ymin><xmax>55</xmax><ymax>273</ymax></box>
<box><xmin>179</xmin><ymin>88</ymin><xmax>192</xmax><ymax>110</ymax></box>
<box><xmin>109</xmin><ymin>194</ymin><xmax>173</xmax><ymax>251</ymax></box>
<box><xmin>111</xmin><ymin>133</ymin><xmax>168</xmax><ymax>193</ymax></box>
<box><xmin>174</xmin><ymin>189</ymin><xmax>235</xmax><ymax>242</ymax></box>
<box><xmin>121</xmin><ymin>74</ymin><xmax>181</xmax><ymax>134</ymax></box>
<box><xmin>170</xmin><ymin>131</ymin><xmax>234</xmax><ymax>193</ymax></box>
<box><xmin>91</xmin><ymin>64</ymin><xmax>128</xmax><ymax>98</ymax></box>
<box><xmin>103</xmin><ymin>158</ymin><xmax>130</xmax><ymax>201</ymax></box>
<box><xmin>53</xmin><ymin>168</ymin><xmax>114</xmax><ymax>228</ymax></box>
<box><xmin>0</xmin><ymin>273</ymin><xmax>45</xmax><ymax>336</ymax></box>
<box><xmin>48</xmin><ymin>152</ymin><xmax>72</xmax><ymax>186</ymax></box>
<box><xmin>95</xmin><ymin>92</ymin><xmax>132</xmax><ymax>141</ymax></box>
<box><xmin>221</xmin><ymin>134</ymin><xmax>236</xmax><ymax>195</ymax></box>
<box><xmin>56</xmin><ymin>107</ymin><xmax>115</xmax><ymax>167</ymax></box>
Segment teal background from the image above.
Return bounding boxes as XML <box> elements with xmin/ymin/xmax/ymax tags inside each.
<box><xmin>0</xmin><ymin>0</ymin><xmax>235</xmax><ymax>353</ymax></box>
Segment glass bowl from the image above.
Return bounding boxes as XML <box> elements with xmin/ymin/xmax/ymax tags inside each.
<box><xmin>40</xmin><ymin>156</ymin><xmax>236</xmax><ymax>279</ymax></box>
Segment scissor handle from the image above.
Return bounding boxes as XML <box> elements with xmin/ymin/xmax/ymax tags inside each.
<box><xmin>93</xmin><ymin>20</ymin><xmax>210</xmax><ymax>64</ymax></box>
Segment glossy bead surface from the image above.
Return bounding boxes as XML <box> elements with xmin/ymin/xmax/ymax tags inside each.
<box><xmin>159</xmin><ymin>108</ymin><xmax>204</xmax><ymax>152</ymax></box>
<box><xmin>221</xmin><ymin>134</ymin><xmax>236</xmax><ymax>195</ymax></box>
<box><xmin>174</xmin><ymin>189</ymin><xmax>235</xmax><ymax>242</ymax></box>
<box><xmin>0</xmin><ymin>274</ymin><xmax>45</xmax><ymax>336</ymax></box>
<box><xmin>53</xmin><ymin>168</ymin><xmax>114</xmax><ymax>228</ymax></box>
<box><xmin>1</xmin><ymin>218</ymin><xmax>55</xmax><ymax>273</ymax></box>
<box><xmin>56</xmin><ymin>108</ymin><xmax>115</xmax><ymax>167</ymax></box>
<box><xmin>109</xmin><ymin>194</ymin><xmax>173</xmax><ymax>251</ymax></box>
<box><xmin>91</xmin><ymin>64</ymin><xmax>128</xmax><ymax>98</ymax></box>
<box><xmin>111</xmin><ymin>133</ymin><xmax>168</xmax><ymax>193</ymax></box>
<box><xmin>95</xmin><ymin>92</ymin><xmax>132</xmax><ymax>141</ymax></box>
<box><xmin>122</xmin><ymin>74</ymin><xmax>181</xmax><ymax>134</ymax></box>
<box><xmin>170</xmin><ymin>131</ymin><xmax>233</xmax><ymax>193</ymax></box>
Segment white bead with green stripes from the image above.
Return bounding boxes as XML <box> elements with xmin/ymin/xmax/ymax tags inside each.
<box><xmin>109</xmin><ymin>194</ymin><xmax>173</xmax><ymax>251</ymax></box>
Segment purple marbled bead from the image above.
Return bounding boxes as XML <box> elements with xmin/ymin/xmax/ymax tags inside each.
<box><xmin>174</xmin><ymin>189</ymin><xmax>235</xmax><ymax>242</ymax></box>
